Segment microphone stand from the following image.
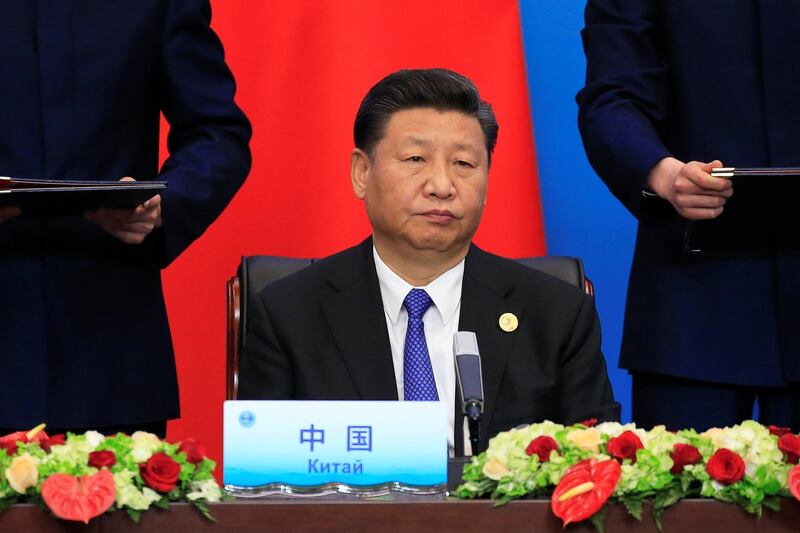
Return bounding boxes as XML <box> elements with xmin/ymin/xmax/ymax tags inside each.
<box><xmin>465</xmin><ymin>400</ymin><xmax>482</xmax><ymax>455</ymax></box>
<box><xmin>453</xmin><ymin>331</ymin><xmax>485</xmax><ymax>456</ymax></box>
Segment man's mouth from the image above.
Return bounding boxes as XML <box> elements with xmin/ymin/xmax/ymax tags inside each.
<box><xmin>421</xmin><ymin>209</ymin><xmax>456</xmax><ymax>223</ymax></box>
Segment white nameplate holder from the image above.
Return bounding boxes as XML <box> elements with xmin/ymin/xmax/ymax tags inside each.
<box><xmin>223</xmin><ymin>401</ymin><xmax>448</xmax><ymax>497</ymax></box>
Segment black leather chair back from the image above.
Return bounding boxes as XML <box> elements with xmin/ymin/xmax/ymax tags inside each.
<box><xmin>515</xmin><ymin>256</ymin><xmax>590</xmax><ymax>294</ymax></box>
<box><xmin>239</xmin><ymin>257</ymin><xmax>314</xmax><ymax>357</ymax></box>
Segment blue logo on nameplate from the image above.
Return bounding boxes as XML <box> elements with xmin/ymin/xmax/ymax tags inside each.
<box><xmin>223</xmin><ymin>401</ymin><xmax>447</xmax><ymax>491</ymax></box>
<box><xmin>238</xmin><ymin>410</ymin><xmax>255</xmax><ymax>428</ymax></box>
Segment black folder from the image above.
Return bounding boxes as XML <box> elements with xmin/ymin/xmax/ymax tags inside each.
<box><xmin>0</xmin><ymin>176</ymin><xmax>166</xmax><ymax>216</ymax></box>
<box><xmin>683</xmin><ymin>167</ymin><xmax>800</xmax><ymax>254</ymax></box>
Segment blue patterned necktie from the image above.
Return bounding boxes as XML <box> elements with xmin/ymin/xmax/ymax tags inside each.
<box><xmin>402</xmin><ymin>288</ymin><xmax>439</xmax><ymax>401</ymax></box>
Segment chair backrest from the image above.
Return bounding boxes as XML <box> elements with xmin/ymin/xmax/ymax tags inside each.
<box><xmin>226</xmin><ymin>257</ymin><xmax>314</xmax><ymax>401</ymax></box>
<box><xmin>226</xmin><ymin>254</ymin><xmax>592</xmax><ymax>400</ymax></box>
<box><xmin>515</xmin><ymin>256</ymin><xmax>594</xmax><ymax>296</ymax></box>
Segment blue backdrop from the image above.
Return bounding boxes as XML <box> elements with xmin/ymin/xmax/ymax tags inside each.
<box><xmin>519</xmin><ymin>1</ymin><xmax>637</xmax><ymax>422</ymax></box>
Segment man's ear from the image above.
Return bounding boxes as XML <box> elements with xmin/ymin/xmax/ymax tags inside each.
<box><xmin>351</xmin><ymin>148</ymin><xmax>370</xmax><ymax>199</ymax></box>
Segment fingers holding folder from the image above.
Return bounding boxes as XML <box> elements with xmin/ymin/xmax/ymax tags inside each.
<box><xmin>84</xmin><ymin>177</ymin><xmax>163</xmax><ymax>245</ymax></box>
<box><xmin>647</xmin><ymin>158</ymin><xmax>733</xmax><ymax>220</ymax></box>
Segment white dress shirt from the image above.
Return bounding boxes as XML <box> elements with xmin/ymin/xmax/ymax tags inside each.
<box><xmin>372</xmin><ymin>246</ymin><xmax>467</xmax><ymax>453</ymax></box>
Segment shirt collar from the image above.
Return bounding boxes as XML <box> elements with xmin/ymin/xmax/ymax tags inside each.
<box><xmin>373</xmin><ymin>245</ymin><xmax>464</xmax><ymax>326</ymax></box>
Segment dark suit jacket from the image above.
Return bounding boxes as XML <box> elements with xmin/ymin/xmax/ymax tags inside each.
<box><xmin>577</xmin><ymin>0</ymin><xmax>800</xmax><ymax>386</ymax></box>
<box><xmin>239</xmin><ymin>239</ymin><xmax>620</xmax><ymax>451</ymax></box>
<box><xmin>0</xmin><ymin>0</ymin><xmax>251</xmax><ymax>428</ymax></box>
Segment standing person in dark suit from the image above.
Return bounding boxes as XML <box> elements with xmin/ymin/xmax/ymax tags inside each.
<box><xmin>239</xmin><ymin>69</ymin><xmax>619</xmax><ymax>454</ymax></box>
<box><xmin>577</xmin><ymin>0</ymin><xmax>800</xmax><ymax>431</ymax></box>
<box><xmin>0</xmin><ymin>0</ymin><xmax>251</xmax><ymax>437</ymax></box>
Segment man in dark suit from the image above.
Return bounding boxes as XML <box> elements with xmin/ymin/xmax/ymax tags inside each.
<box><xmin>577</xmin><ymin>0</ymin><xmax>800</xmax><ymax>430</ymax></box>
<box><xmin>0</xmin><ymin>0</ymin><xmax>251</xmax><ymax>436</ymax></box>
<box><xmin>239</xmin><ymin>69</ymin><xmax>619</xmax><ymax>454</ymax></box>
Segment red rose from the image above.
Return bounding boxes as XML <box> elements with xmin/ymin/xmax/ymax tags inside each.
<box><xmin>42</xmin><ymin>434</ymin><xmax>66</xmax><ymax>453</ymax></box>
<box><xmin>706</xmin><ymin>448</ymin><xmax>745</xmax><ymax>485</ymax></box>
<box><xmin>606</xmin><ymin>430</ymin><xmax>644</xmax><ymax>464</ymax></box>
<box><xmin>579</xmin><ymin>418</ymin><xmax>598</xmax><ymax>428</ymax></box>
<box><xmin>670</xmin><ymin>443</ymin><xmax>702</xmax><ymax>474</ymax></box>
<box><xmin>769</xmin><ymin>425</ymin><xmax>792</xmax><ymax>438</ymax></box>
<box><xmin>525</xmin><ymin>435</ymin><xmax>559</xmax><ymax>462</ymax></box>
<box><xmin>178</xmin><ymin>438</ymin><xmax>207</xmax><ymax>465</ymax></box>
<box><xmin>139</xmin><ymin>452</ymin><xmax>181</xmax><ymax>493</ymax></box>
<box><xmin>779</xmin><ymin>434</ymin><xmax>800</xmax><ymax>464</ymax></box>
<box><xmin>88</xmin><ymin>450</ymin><xmax>117</xmax><ymax>468</ymax></box>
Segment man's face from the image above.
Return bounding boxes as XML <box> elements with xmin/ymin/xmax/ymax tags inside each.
<box><xmin>351</xmin><ymin>108</ymin><xmax>489</xmax><ymax>259</ymax></box>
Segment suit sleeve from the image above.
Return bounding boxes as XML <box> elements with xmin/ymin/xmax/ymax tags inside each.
<box><xmin>237</xmin><ymin>293</ymin><xmax>296</xmax><ymax>399</ymax></box>
<box><xmin>556</xmin><ymin>293</ymin><xmax>621</xmax><ymax>424</ymax></box>
<box><xmin>154</xmin><ymin>0</ymin><xmax>252</xmax><ymax>265</ymax></box>
<box><xmin>576</xmin><ymin>0</ymin><xmax>672</xmax><ymax>221</ymax></box>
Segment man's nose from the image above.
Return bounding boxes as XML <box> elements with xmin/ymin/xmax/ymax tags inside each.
<box><xmin>424</xmin><ymin>161</ymin><xmax>455</xmax><ymax>198</ymax></box>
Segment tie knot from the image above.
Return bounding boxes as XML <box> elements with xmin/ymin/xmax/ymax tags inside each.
<box><xmin>403</xmin><ymin>288</ymin><xmax>433</xmax><ymax>319</ymax></box>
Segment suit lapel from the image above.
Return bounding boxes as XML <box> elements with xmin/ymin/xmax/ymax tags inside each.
<box><xmin>458</xmin><ymin>245</ymin><xmax>523</xmax><ymax>446</ymax></box>
<box><xmin>320</xmin><ymin>239</ymin><xmax>398</xmax><ymax>400</ymax></box>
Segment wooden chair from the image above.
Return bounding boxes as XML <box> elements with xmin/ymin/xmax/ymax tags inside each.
<box><xmin>226</xmin><ymin>255</ymin><xmax>593</xmax><ymax>400</ymax></box>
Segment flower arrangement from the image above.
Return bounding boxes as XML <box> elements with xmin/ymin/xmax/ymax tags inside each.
<box><xmin>456</xmin><ymin>419</ymin><xmax>800</xmax><ymax>530</ymax></box>
<box><xmin>0</xmin><ymin>425</ymin><xmax>222</xmax><ymax>524</ymax></box>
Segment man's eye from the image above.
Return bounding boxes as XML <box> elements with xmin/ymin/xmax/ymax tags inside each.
<box><xmin>405</xmin><ymin>156</ymin><xmax>424</xmax><ymax>162</ymax></box>
<box><xmin>455</xmin><ymin>160</ymin><xmax>475</xmax><ymax>168</ymax></box>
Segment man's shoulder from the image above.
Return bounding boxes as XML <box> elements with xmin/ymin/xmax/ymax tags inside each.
<box><xmin>468</xmin><ymin>246</ymin><xmax>589</xmax><ymax>303</ymax></box>
<box><xmin>257</xmin><ymin>240</ymin><xmax>370</xmax><ymax>302</ymax></box>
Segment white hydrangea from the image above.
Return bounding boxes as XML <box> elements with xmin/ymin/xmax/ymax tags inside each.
<box><xmin>716</xmin><ymin>420</ymin><xmax>783</xmax><ymax>477</ymax></box>
<box><xmin>486</xmin><ymin>426</ymin><xmax>531</xmax><ymax>467</ymax></box>
<box><xmin>595</xmin><ymin>421</ymin><xmax>625</xmax><ymax>437</ymax></box>
<box><xmin>47</xmin><ymin>433</ymin><xmax>95</xmax><ymax>464</ymax></box>
<box><xmin>645</xmin><ymin>425</ymin><xmax>682</xmax><ymax>455</ymax></box>
<box><xmin>186</xmin><ymin>479</ymin><xmax>222</xmax><ymax>502</ymax></box>
<box><xmin>113</xmin><ymin>471</ymin><xmax>161</xmax><ymax>510</ymax></box>
<box><xmin>130</xmin><ymin>431</ymin><xmax>161</xmax><ymax>463</ymax></box>
<box><xmin>84</xmin><ymin>431</ymin><xmax>105</xmax><ymax>449</ymax></box>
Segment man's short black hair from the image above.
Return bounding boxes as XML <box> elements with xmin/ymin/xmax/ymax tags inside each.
<box><xmin>354</xmin><ymin>68</ymin><xmax>498</xmax><ymax>164</ymax></box>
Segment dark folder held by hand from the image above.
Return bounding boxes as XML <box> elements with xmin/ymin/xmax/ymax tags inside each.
<box><xmin>0</xmin><ymin>176</ymin><xmax>166</xmax><ymax>216</ymax></box>
<box><xmin>683</xmin><ymin>167</ymin><xmax>800</xmax><ymax>254</ymax></box>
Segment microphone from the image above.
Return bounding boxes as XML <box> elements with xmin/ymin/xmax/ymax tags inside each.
<box><xmin>454</xmin><ymin>331</ymin><xmax>484</xmax><ymax>454</ymax></box>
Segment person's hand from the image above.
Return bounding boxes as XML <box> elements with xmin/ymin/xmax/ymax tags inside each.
<box><xmin>84</xmin><ymin>177</ymin><xmax>162</xmax><ymax>244</ymax></box>
<box><xmin>0</xmin><ymin>207</ymin><xmax>21</xmax><ymax>224</ymax></box>
<box><xmin>646</xmin><ymin>157</ymin><xmax>732</xmax><ymax>220</ymax></box>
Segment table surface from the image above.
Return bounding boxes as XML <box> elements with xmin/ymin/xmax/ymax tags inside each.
<box><xmin>2</xmin><ymin>498</ymin><xmax>799</xmax><ymax>533</ymax></box>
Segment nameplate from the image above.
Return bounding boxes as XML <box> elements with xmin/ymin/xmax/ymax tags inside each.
<box><xmin>223</xmin><ymin>401</ymin><xmax>447</xmax><ymax>496</ymax></box>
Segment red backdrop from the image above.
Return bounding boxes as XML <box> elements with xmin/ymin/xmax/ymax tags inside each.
<box><xmin>161</xmin><ymin>0</ymin><xmax>545</xmax><ymax>478</ymax></box>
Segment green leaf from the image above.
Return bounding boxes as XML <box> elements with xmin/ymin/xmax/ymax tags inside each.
<box><xmin>652</xmin><ymin>505</ymin><xmax>664</xmax><ymax>532</ymax></box>
<box><xmin>154</xmin><ymin>496</ymin><xmax>170</xmax><ymax>510</ymax></box>
<box><xmin>761</xmin><ymin>479</ymin><xmax>781</xmax><ymax>496</ymax></box>
<box><xmin>763</xmin><ymin>496</ymin><xmax>781</xmax><ymax>512</ymax></box>
<box><xmin>191</xmin><ymin>500</ymin><xmax>217</xmax><ymax>522</ymax></box>
<box><xmin>589</xmin><ymin>507</ymin><xmax>606</xmax><ymax>533</ymax></box>
<box><xmin>621</xmin><ymin>498</ymin><xmax>643</xmax><ymax>521</ymax></box>
<box><xmin>653</xmin><ymin>484</ymin><xmax>684</xmax><ymax>510</ymax></box>
<box><xmin>126</xmin><ymin>508</ymin><xmax>142</xmax><ymax>523</ymax></box>
<box><xmin>713</xmin><ymin>491</ymin><xmax>734</xmax><ymax>503</ymax></box>
<box><xmin>651</xmin><ymin>480</ymin><xmax>690</xmax><ymax>531</ymax></box>
<box><xmin>492</xmin><ymin>495</ymin><xmax>514</xmax><ymax>507</ymax></box>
